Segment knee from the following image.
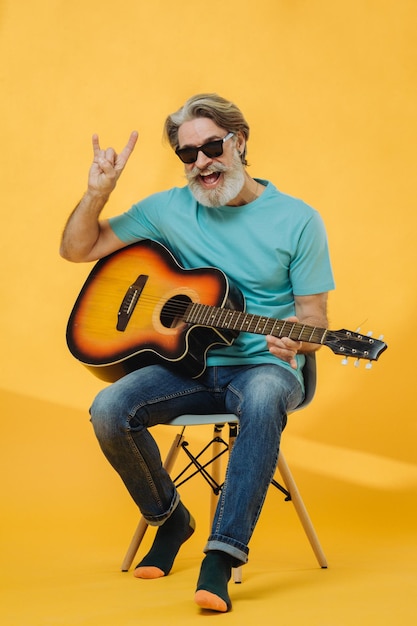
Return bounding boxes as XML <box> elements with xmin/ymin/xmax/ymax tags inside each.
<box><xmin>245</xmin><ymin>369</ymin><xmax>288</xmax><ymax>411</ymax></box>
<box><xmin>238</xmin><ymin>366</ymin><xmax>298</xmax><ymax>431</ymax></box>
<box><xmin>89</xmin><ymin>386</ymin><xmax>127</xmax><ymax>445</ymax></box>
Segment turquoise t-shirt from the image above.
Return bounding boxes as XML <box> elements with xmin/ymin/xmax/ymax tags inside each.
<box><xmin>109</xmin><ymin>180</ymin><xmax>335</xmax><ymax>387</ymax></box>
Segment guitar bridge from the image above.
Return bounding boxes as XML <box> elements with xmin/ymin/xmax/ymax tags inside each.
<box><xmin>117</xmin><ymin>274</ymin><xmax>148</xmax><ymax>332</ymax></box>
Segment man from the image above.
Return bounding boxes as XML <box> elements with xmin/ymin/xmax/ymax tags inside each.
<box><xmin>60</xmin><ymin>93</ymin><xmax>334</xmax><ymax>613</ymax></box>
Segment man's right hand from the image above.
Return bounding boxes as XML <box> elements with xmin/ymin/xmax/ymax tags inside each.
<box><xmin>60</xmin><ymin>131</ymin><xmax>139</xmax><ymax>263</ymax></box>
<box><xmin>88</xmin><ymin>130</ymin><xmax>139</xmax><ymax>196</ymax></box>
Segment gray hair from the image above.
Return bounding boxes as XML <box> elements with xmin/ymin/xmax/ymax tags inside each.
<box><xmin>164</xmin><ymin>93</ymin><xmax>250</xmax><ymax>165</ymax></box>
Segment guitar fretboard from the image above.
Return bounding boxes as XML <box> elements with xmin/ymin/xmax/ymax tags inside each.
<box><xmin>185</xmin><ymin>303</ymin><xmax>328</xmax><ymax>345</ymax></box>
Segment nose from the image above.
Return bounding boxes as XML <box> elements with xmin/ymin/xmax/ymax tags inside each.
<box><xmin>194</xmin><ymin>150</ymin><xmax>213</xmax><ymax>170</ymax></box>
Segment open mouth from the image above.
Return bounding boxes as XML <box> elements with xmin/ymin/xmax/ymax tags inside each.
<box><xmin>199</xmin><ymin>171</ymin><xmax>222</xmax><ymax>187</ymax></box>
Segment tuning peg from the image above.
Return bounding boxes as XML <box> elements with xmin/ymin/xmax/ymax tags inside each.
<box><xmin>366</xmin><ymin>331</ymin><xmax>373</xmax><ymax>337</ymax></box>
<box><xmin>365</xmin><ymin>362</ymin><xmax>372</xmax><ymax>370</ymax></box>
<box><xmin>341</xmin><ymin>358</ymin><xmax>349</xmax><ymax>366</ymax></box>
<box><xmin>378</xmin><ymin>334</ymin><xmax>384</xmax><ymax>340</ymax></box>
<box><xmin>354</xmin><ymin>359</ymin><xmax>360</xmax><ymax>368</ymax></box>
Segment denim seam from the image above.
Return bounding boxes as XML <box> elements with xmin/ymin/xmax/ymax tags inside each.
<box><xmin>126</xmin><ymin>385</ymin><xmax>209</xmax><ymax>421</ymax></box>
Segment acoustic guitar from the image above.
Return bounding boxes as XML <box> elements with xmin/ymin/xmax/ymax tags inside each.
<box><xmin>66</xmin><ymin>239</ymin><xmax>387</xmax><ymax>382</ymax></box>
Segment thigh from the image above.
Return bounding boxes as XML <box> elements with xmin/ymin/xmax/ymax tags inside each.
<box><xmin>91</xmin><ymin>364</ymin><xmax>222</xmax><ymax>428</ymax></box>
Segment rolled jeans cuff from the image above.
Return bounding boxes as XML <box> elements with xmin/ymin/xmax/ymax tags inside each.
<box><xmin>144</xmin><ymin>491</ymin><xmax>180</xmax><ymax>527</ymax></box>
<box><xmin>204</xmin><ymin>537</ymin><xmax>249</xmax><ymax>568</ymax></box>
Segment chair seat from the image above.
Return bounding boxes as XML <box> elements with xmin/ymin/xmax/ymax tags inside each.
<box><xmin>168</xmin><ymin>414</ymin><xmax>239</xmax><ymax>427</ymax></box>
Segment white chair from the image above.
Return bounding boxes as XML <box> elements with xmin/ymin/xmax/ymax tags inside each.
<box><xmin>121</xmin><ymin>354</ymin><xmax>328</xmax><ymax>578</ymax></box>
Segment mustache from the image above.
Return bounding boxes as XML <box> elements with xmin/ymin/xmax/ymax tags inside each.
<box><xmin>186</xmin><ymin>162</ymin><xmax>229</xmax><ymax>183</ymax></box>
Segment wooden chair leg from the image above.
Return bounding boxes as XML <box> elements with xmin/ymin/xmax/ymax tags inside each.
<box><xmin>209</xmin><ymin>424</ymin><xmax>224</xmax><ymax>526</ymax></box>
<box><xmin>227</xmin><ymin>424</ymin><xmax>243</xmax><ymax>583</ymax></box>
<box><xmin>121</xmin><ymin>432</ymin><xmax>185</xmax><ymax>571</ymax></box>
<box><xmin>277</xmin><ymin>451</ymin><xmax>328</xmax><ymax>568</ymax></box>
<box><xmin>205</xmin><ymin>423</ymin><xmax>242</xmax><ymax>584</ymax></box>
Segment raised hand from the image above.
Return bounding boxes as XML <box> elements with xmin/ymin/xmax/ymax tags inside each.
<box><xmin>88</xmin><ymin>131</ymin><xmax>139</xmax><ymax>196</ymax></box>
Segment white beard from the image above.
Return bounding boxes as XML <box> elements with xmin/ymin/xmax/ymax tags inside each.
<box><xmin>186</xmin><ymin>151</ymin><xmax>245</xmax><ymax>208</ymax></box>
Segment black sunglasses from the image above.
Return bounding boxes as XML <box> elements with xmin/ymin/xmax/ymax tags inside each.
<box><xmin>175</xmin><ymin>132</ymin><xmax>234</xmax><ymax>164</ymax></box>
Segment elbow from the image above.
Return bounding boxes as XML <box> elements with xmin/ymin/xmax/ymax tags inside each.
<box><xmin>59</xmin><ymin>243</ymin><xmax>85</xmax><ymax>263</ymax></box>
<box><xmin>59</xmin><ymin>243</ymin><xmax>69</xmax><ymax>260</ymax></box>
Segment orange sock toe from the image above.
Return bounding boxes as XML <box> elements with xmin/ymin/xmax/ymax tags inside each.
<box><xmin>133</xmin><ymin>565</ymin><xmax>165</xmax><ymax>579</ymax></box>
<box><xmin>194</xmin><ymin>589</ymin><xmax>228</xmax><ymax>612</ymax></box>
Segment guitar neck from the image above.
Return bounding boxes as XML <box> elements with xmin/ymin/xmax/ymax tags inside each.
<box><xmin>185</xmin><ymin>303</ymin><xmax>328</xmax><ymax>345</ymax></box>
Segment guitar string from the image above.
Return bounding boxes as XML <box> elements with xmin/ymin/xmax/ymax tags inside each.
<box><xmin>110</xmin><ymin>292</ymin><xmax>334</xmax><ymax>342</ymax></box>
<box><xmin>115</xmin><ymin>295</ymin><xmax>381</xmax><ymax>349</ymax></box>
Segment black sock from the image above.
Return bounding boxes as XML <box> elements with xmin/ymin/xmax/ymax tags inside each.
<box><xmin>195</xmin><ymin>551</ymin><xmax>232</xmax><ymax>612</ymax></box>
<box><xmin>134</xmin><ymin>502</ymin><xmax>195</xmax><ymax>578</ymax></box>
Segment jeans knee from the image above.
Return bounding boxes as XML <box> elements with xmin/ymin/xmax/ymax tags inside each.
<box><xmin>245</xmin><ymin>372</ymin><xmax>286</xmax><ymax>411</ymax></box>
<box><xmin>256</xmin><ymin>367</ymin><xmax>302</xmax><ymax>409</ymax></box>
<box><xmin>89</xmin><ymin>386</ymin><xmax>126</xmax><ymax>445</ymax></box>
<box><xmin>234</xmin><ymin>365</ymin><xmax>302</xmax><ymax>437</ymax></box>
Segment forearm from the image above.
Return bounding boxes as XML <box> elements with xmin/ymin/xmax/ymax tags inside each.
<box><xmin>60</xmin><ymin>190</ymin><xmax>110</xmax><ymax>262</ymax></box>
<box><xmin>297</xmin><ymin>312</ymin><xmax>329</xmax><ymax>355</ymax></box>
<box><xmin>267</xmin><ymin>293</ymin><xmax>329</xmax><ymax>367</ymax></box>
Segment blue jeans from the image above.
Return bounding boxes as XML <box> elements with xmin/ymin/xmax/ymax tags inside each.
<box><xmin>90</xmin><ymin>363</ymin><xmax>303</xmax><ymax>567</ymax></box>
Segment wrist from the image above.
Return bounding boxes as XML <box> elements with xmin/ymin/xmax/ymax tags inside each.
<box><xmin>299</xmin><ymin>341</ymin><xmax>320</xmax><ymax>355</ymax></box>
<box><xmin>85</xmin><ymin>188</ymin><xmax>111</xmax><ymax>203</ymax></box>
<box><xmin>82</xmin><ymin>189</ymin><xmax>111</xmax><ymax>214</ymax></box>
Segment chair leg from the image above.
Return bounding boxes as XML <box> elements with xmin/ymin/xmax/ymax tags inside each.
<box><xmin>226</xmin><ymin>424</ymin><xmax>243</xmax><ymax>583</ymax></box>
<box><xmin>277</xmin><ymin>451</ymin><xmax>328</xmax><ymax>568</ymax></box>
<box><xmin>120</xmin><ymin>432</ymin><xmax>185</xmax><ymax>571</ymax></box>
<box><xmin>204</xmin><ymin>423</ymin><xmax>242</xmax><ymax>584</ymax></box>
<box><xmin>209</xmin><ymin>424</ymin><xmax>225</xmax><ymax>526</ymax></box>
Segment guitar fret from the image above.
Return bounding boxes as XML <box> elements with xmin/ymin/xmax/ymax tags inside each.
<box><xmin>188</xmin><ymin>305</ymin><xmax>330</xmax><ymax>347</ymax></box>
<box><xmin>187</xmin><ymin>303</ymin><xmax>328</xmax><ymax>350</ymax></box>
<box><xmin>296</xmin><ymin>325</ymin><xmax>306</xmax><ymax>341</ymax></box>
<box><xmin>278</xmin><ymin>321</ymin><xmax>288</xmax><ymax>337</ymax></box>
<box><xmin>254</xmin><ymin>316</ymin><xmax>267</xmax><ymax>334</ymax></box>
<box><xmin>247</xmin><ymin>315</ymin><xmax>257</xmax><ymax>333</ymax></box>
<box><xmin>262</xmin><ymin>319</ymin><xmax>275</xmax><ymax>335</ymax></box>
<box><xmin>240</xmin><ymin>315</ymin><xmax>251</xmax><ymax>331</ymax></box>
<box><xmin>224</xmin><ymin>309</ymin><xmax>236</xmax><ymax>327</ymax></box>
<box><xmin>229</xmin><ymin>310</ymin><xmax>240</xmax><ymax>330</ymax></box>
<box><xmin>318</xmin><ymin>328</ymin><xmax>327</xmax><ymax>344</ymax></box>
<box><xmin>287</xmin><ymin>323</ymin><xmax>296</xmax><ymax>339</ymax></box>
<box><xmin>202</xmin><ymin>305</ymin><xmax>214</xmax><ymax>325</ymax></box>
<box><xmin>195</xmin><ymin>304</ymin><xmax>205</xmax><ymax>324</ymax></box>
<box><xmin>216</xmin><ymin>308</ymin><xmax>229</xmax><ymax>327</ymax></box>
<box><xmin>252</xmin><ymin>316</ymin><xmax>262</xmax><ymax>334</ymax></box>
<box><xmin>231</xmin><ymin>310</ymin><xmax>245</xmax><ymax>330</ymax></box>
<box><xmin>185</xmin><ymin>302</ymin><xmax>197</xmax><ymax>323</ymax></box>
<box><xmin>270</xmin><ymin>320</ymin><xmax>282</xmax><ymax>336</ymax></box>
<box><xmin>214</xmin><ymin>307</ymin><xmax>224</xmax><ymax>325</ymax></box>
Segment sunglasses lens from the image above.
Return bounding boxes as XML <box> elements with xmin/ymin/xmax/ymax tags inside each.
<box><xmin>202</xmin><ymin>140</ymin><xmax>223</xmax><ymax>159</ymax></box>
<box><xmin>176</xmin><ymin>138</ymin><xmax>225</xmax><ymax>163</ymax></box>
<box><xmin>176</xmin><ymin>148</ymin><xmax>197</xmax><ymax>163</ymax></box>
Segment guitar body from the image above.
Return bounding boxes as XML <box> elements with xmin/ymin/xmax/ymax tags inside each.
<box><xmin>67</xmin><ymin>240</ymin><xmax>244</xmax><ymax>381</ymax></box>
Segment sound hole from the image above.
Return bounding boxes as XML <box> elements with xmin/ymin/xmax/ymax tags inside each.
<box><xmin>160</xmin><ymin>295</ymin><xmax>192</xmax><ymax>328</ymax></box>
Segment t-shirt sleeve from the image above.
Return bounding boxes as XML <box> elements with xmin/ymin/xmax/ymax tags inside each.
<box><xmin>290</xmin><ymin>210</ymin><xmax>335</xmax><ymax>295</ymax></box>
<box><xmin>108</xmin><ymin>194</ymin><xmax>165</xmax><ymax>243</ymax></box>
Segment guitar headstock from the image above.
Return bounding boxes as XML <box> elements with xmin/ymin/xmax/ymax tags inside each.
<box><xmin>325</xmin><ymin>328</ymin><xmax>388</xmax><ymax>368</ymax></box>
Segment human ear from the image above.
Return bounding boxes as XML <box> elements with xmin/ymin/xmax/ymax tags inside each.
<box><xmin>235</xmin><ymin>130</ymin><xmax>246</xmax><ymax>155</ymax></box>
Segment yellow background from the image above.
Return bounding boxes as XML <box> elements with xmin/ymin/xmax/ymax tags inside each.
<box><xmin>1</xmin><ymin>1</ymin><xmax>416</xmax><ymax>624</ymax></box>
